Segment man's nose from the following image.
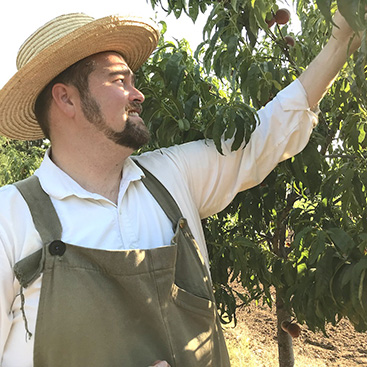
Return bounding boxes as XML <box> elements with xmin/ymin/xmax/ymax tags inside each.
<box><xmin>129</xmin><ymin>85</ymin><xmax>145</xmax><ymax>103</ymax></box>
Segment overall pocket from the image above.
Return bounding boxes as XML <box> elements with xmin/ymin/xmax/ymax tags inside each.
<box><xmin>171</xmin><ymin>283</ymin><xmax>215</xmax><ymax>318</ymax></box>
<box><xmin>165</xmin><ymin>284</ymin><xmax>216</xmax><ymax>366</ymax></box>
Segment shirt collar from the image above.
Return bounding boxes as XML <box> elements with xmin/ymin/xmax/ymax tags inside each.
<box><xmin>35</xmin><ymin>149</ymin><xmax>145</xmax><ymax>202</ymax></box>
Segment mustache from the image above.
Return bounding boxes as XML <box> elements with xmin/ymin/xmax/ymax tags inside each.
<box><xmin>126</xmin><ymin>102</ymin><xmax>142</xmax><ymax>115</ymax></box>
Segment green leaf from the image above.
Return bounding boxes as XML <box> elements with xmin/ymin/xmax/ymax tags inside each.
<box><xmin>293</xmin><ymin>226</ymin><xmax>314</xmax><ymax>250</ymax></box>
<box><xmin>184</xmin><ymin>93</ymin><xmax>200</xmax><ymax>121</ymax></box>
<box><xmin>224</xmin><ymin>119</ymin><xmax>236</xmax><ymax>141</ymax></box>
<box><xmin>315</xmin><ymin>248</ymin><xmax>334</xmax><ymax>298</ymax></box>
<box><xmin>227</xmin><ymin>35</ymin><xmax>238</xmax><ymax>55</ymax></box>
<box><xmin>309</xmin><ymin>230</ymin><xmax>326</xmax><ymax>264</ymax></box>
<box><xmin>164</xmin><ymin>52</ymin><xmax>186</xmax><ymax>97</ymax></box>
<box><xmin>158</xmin><ymin>20</ymin><xmax>168</xmax><ymax>35</ymax></box>
<box><xmin>231</xmin><ymin>114</ymin><xmax>245</xmax><ymax>151</ymax></box>
<box><xmin>316</xmin><ymin>0</ymin><xmax>333</xmax><ymax>22</ymax></box>
<box><xmin>246</xmin><ymin>64</ymin><xmax>260</xmax><ymax>104</ymax></box>
<box><xmin>327</xmin><ymin>228</ymin><xmax>355</xmax><ymax>255</ymax></box>
<box><xmin>231</xmin><ymin>0</ymin><xmax>239</xmax><ymax>12</ymax></box>
<box><xmin>188</xmin><ymin>0</ymin><xmax>199</xmax><ymax>22</ymax></box>
<box><xmin>337</xmin><ymin>0</ymin><xmax>365</xmax><ymax>31</ymax></box>
<box><xmin>177</xmin><ymin>118</ymin><xmax>191</xmax><ymax>131</ymax></box>
<box><xmin>212</xmin><ymin>115</ymin><xmax>225</xmax><ymax>154</ymax></box>
<box><xmin>351</xmin><ymin>258</ymin><xmax>367</xmax><ymax>316</ymax></box>
<box><xmin>284</xmin><ymin>261</ymin><xmax>297</xmax><ymax>286</ymax></box>
<box><xmin>199</xmin><ymin>2</ymin><xmax>207</xmax><ymax>13</ymax></box>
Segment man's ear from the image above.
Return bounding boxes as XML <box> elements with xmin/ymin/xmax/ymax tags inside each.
<box><xmin>51</xmin><ymin>83</ymin><xmax>77</xmax><ymax>118</ymax></box>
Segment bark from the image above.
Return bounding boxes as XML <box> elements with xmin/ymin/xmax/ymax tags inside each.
<box><xmin>276</xmin><ymin>287</ymin><xmax>294</xmax><ymax>367</ymax></box>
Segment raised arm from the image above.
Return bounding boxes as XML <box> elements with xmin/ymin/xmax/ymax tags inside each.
<box><xmin>299</xmin><ymin>11</ymin><xmax>361</xmax><ymax>109</ymax></box>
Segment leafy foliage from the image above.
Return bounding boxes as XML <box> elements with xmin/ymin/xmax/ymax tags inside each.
<box><xmin>0</xmin><ymin>137</ymin><xmax>46</xmax><ymax>185</ymax></box>
<box><xmin>144</xmin><ymin>0</ymin><xmax>367</xmax><ymax>333</ymax></box>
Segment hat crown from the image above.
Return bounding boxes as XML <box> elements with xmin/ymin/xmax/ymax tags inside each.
<box><xmin>16</xmin><ymin>13</ymin><xmax>95</xmax><ymax>70</ymax></box>
<box><xmin>1</xmin><ymin>12</ymin><xmax>159</xmax><ymax>140</ymax></box>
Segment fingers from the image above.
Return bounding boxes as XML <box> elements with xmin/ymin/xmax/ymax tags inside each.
<box><xmin>331</xmin><ymin>10</ymin><xmax>362</xmax><ymax>52</ymax></box>
<box><xmin>149</xmin><ymin>360</ymin><xmax>171</xmax><ymax>367</ymax></box>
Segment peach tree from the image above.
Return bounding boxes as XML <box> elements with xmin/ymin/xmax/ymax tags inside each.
<box><xmin>140</xmin><ymin>0</ymin><xmax>367</xmax><ymax>365</ymax></box>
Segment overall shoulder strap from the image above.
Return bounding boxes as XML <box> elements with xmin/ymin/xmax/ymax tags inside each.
<box><xmin>13</xmin><ymin>176</ymin><xmax>62</xmax><ymax>290</ymax></box>
<box><xmin>14</xmin><ymin>175</ymin><xmax>62</xmax><ymax>244</ymax></box>
<box><xmin>134</xmin><ymin>160</ymin><xmax>182</xmax><ymax>228</ymax></box>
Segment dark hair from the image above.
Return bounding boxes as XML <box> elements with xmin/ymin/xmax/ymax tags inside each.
<box><xmin>34</xmin><ymin>55</ymin><xmax>96</xmax><ymax>139</ymax></box>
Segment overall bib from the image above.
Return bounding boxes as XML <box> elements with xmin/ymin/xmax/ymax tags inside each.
<box><xmin>13</xmin><ymin>164</ymin><xmax>230</xmax><ymax>367</ymax></box>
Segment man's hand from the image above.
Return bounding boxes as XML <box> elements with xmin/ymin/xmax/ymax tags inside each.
<box><xmin>331</xmin><ymin>10</ymin><xmax>361</xmax><ymax>53</ymax></box>
<box><xmin>149</xmin><ymin>360</ymin><xmax>171</xmax><ymax>367</ymax></box>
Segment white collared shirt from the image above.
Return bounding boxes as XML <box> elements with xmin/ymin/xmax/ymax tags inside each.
<box><xmin>0</xmin><ymin>80</ymin><xmax>317</xmax><ymax>366</ymax></box>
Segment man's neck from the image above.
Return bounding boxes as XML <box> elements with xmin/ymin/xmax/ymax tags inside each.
<box><xmin>50</xmin><ymin>142</ymin><xmax>133</xmax><ymax>204</ymax></box>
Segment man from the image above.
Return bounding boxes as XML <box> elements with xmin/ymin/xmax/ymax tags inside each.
<box><xmin>0</xmin><ymin>10</ymin><xmax>360</xmax><ymax>367</ymax></box>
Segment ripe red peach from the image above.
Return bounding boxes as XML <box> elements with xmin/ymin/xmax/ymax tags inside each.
<box><xmin>275</xmin><ymin>8</ymin><xmax>291</xmax><ymax>25</ymax></box>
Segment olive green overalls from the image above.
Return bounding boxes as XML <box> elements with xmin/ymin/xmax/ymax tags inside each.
<box><xmin>13</xmin><ymin>163</ymin><xmax>230</xmax><ymax>367</ymax></box>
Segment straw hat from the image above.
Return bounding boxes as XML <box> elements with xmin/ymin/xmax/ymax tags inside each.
<box><xmin>0</xmin><ymin>13</ymin><xmax>160</xmax><ymax>140</ymax></box>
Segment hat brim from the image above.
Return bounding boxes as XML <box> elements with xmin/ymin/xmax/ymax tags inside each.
<box><xmin>0</xmin><ymin>15</ymin><xmax>160</xmax><ymax>140</ymax></box>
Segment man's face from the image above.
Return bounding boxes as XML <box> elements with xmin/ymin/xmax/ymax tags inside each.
<box><xmin>80</xmin><ymin>52</ymin><xmax>150</xmax><ymax>150</ymax></box>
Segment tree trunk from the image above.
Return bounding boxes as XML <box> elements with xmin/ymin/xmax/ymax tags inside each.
<box><xmin>276</xmin><ymin>287</ymin><xmax>294</xmax><ymax>367</ymax></box>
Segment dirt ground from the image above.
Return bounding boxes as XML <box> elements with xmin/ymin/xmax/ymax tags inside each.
<box><xmin>223</xmin><ymin>290</ymin><xmax>367</xmax><ymax>367</ymax></box>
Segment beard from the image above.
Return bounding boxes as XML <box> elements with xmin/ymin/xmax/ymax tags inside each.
<box><xmin>80</xmin><ymin>91</ymin><xmax>150</xmax><ymax>150</ymax></box>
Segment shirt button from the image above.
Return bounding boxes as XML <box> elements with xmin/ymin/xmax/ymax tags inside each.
<box><xmin>49</xmin><ymin>240</ymin><xmax>66</xmax><ymax>256</ymax></box>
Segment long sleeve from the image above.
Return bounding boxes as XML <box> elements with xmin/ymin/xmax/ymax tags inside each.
<box><xmin>140</xmin><ymin>79</ymin><xmax>317</xmax><ymax>219</ymax></box>
<box><xmin>0</xmin><ymin>234</ymin><xmax>14</xmax><ymax>359</ymax></box>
